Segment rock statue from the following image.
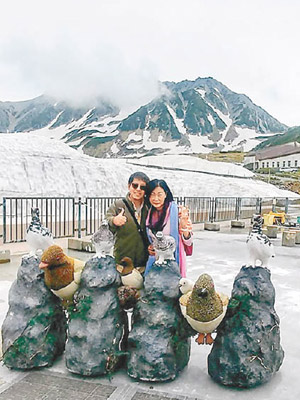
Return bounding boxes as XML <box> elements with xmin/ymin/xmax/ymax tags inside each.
<box><xmin>208</xmin><ymin>265</ymin><xmax>284</xmax><ymax>388</ymax></box>
<box><xmin>126</xmin><ymin>231</ymin><xmax>192</xmax><ymax>381</ymax></box>
<box><xmin>65</xmin><ymin>222</ymin><xmax>124</xmax><ymax>376</ymax></box>
<box><xmin>1</xmin><ymin>255</ymin><xmax>67</xmax><ymax>369</ymax></box>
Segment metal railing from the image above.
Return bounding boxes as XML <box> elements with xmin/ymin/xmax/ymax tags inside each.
<box><xmin>0</xmin><ymin>196</ymin><xmax>297</xmax><ymax>243</ymax></box>
<box><xmin>84</xmin><ymin>197</ymin><xmax>121</xmax><ymax>237</ymax></box>
<box><xmin>184</xmin><ymin>197</ymin><xmax>211</xmax><ymax>223</ymax></box>
<box><xmin>1</xmin><ymin>197</ymin><xmax>75</xmax><ymax>243</ymax></box>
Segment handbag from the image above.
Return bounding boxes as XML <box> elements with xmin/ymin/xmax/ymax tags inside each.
<box><xmin>184</xmin><ymin>241</ymin><xmax>193</xmax><ymax>256</ymax></box>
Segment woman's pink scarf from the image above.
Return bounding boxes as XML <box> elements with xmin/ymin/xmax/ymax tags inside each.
<box><xmin>145</xmin><ymin>201</ymin><xmax>187</xmax><ymax>277</ymax></box>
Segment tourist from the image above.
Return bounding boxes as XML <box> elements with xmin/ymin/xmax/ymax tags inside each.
<box><xmin>145</xmin><ymin>179</ymin><xmax>193</xmax><ymax>277</ymax></box>
<box><xmin>106</xmin><ymin>172</ymin><xmax>150</xmax><ymax>273</ymax></box>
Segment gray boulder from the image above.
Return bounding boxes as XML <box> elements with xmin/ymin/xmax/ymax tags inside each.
<box><xmin>208</xmin><ymin>265</ymin><xmax>284</xmax><ymax>388</ymax></box>
<box><xmin>1</xmin><ymin>255</ymin><xmax>67</xmax><ymax>369</ymax></box>
<box><xmin>127</xmin><ymin>260</ymin><xmax>192</xmax><ymax>382</ymax></box>
<box><xmin>65</xmin><ymin>255</ymin><xmax>124</xmax><ymax>376</ymax></box>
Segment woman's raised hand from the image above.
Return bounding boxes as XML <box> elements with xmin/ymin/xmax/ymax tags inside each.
<box><xmin>179</xmin><ymin>206</ymin><xmax>192</xmax><ymax>238</ymax></box>
<box><xmin>113</xmin><ymin>208</ymin><xmax>127</xmax><ymax>226</ymax></box>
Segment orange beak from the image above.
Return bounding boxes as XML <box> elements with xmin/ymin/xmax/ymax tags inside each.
<box><xmin>39</xmin><ymin>261</ymin><xmax>49</xmax><ymax>270</ymax></box>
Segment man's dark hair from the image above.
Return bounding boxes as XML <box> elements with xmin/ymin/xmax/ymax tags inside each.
<box><xmin>128</xmin><ymin>171</ymin><xmax>150</xmax><ymax>185</ymax></box>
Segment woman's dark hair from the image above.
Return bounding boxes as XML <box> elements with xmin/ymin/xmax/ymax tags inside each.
<box><xmin>146</xmin><ymin>179</ymin><xmax>174</xmax><ymax>233</ymax></box>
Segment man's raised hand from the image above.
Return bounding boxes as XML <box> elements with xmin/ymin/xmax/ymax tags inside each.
<box><xmin>113</xmin><ymin>208</ymin><xmax>127</xmax><ymax>226</ymax></box>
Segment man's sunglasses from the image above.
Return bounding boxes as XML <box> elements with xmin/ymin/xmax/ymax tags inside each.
<box><xmin>131</xmin><ymin>183</ymin><xmax>147</xmax><ymax>191</ymax></box>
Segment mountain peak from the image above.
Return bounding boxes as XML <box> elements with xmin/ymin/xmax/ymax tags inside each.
<box><xmin>0</xmin><ymin>77</ymin><xmax>288</xmax><ymax>157</ymax></box>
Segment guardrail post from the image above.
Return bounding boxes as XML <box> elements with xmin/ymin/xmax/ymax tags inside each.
<box><xmin>77</xmin><ymin>197</ymin><xmax>82</xmax><ymax>239</ymax></box>
<box><xmin>256</xmin><ymin>197</ymin><xmax>262</xmax><ymax>215</ymax></box>
<box><xmin>210</xmin><ymin>198</ymin><xmax>216</xmax><ymax>222</ymax></box>
<box><xmin>235</xmin><ymin>197</ymin><xmax>241</xmax><ymax>220</ymax></box>
<box><xmin>3</xmin><ymin>197</ymin><xmax>6</xmax><ymax>243</ymax></box>
<box><xmin>285</xmin><ymin>197</ymin><xmax>289</xmax><ymax>214</ymax></box>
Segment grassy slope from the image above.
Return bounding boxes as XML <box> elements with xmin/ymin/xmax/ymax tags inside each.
<box><xmin>254</xmin><ymin>126</ymin><xmax>300</xmax><ymax>150</ymax></box>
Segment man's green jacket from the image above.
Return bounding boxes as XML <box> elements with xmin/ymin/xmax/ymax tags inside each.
<box><xmin>105</xmin><ymin>194</ymin><xmax>149</xmax><ymax>268</ymax></box>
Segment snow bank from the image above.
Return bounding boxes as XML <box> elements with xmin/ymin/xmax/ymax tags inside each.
<box><xmin>0</xmin><ymin>132</ymin><xmax>298</xmax><ymax>199</ymax></box>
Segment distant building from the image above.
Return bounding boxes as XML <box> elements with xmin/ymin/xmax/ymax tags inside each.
<box><xmin>244</xmin><ymin>142</ymin><xmax>300</xmax><ymax>171</ymax></box>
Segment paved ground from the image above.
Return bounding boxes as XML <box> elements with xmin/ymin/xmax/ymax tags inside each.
<box><xmin>0</xmin><ymin>370</ymin><xmax>200</xmax><ymax>400</ymax></box>
<box><xmin>0</xmin><ymin>220</ymin><xmax>300</xmax><ymax>400</ymax></box>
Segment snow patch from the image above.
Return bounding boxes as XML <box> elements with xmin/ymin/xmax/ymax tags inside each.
<box><xmin>128</xmin><ymin>154</ymin><xmax>254</xmax><ymax>178</ymax></box>
<box><xmin>196</xmin><ymin>88</ymin><xmax>206</xmax><ymax>97</ymax></box>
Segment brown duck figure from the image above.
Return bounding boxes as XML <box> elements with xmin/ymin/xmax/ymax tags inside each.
<box><xmin>39</xmin><ymin>245</ymin><xmax>85</xmax><ymax>305</ymax></box>
<box><xmin>116</xmin><ymin>257</ymin><xmax>143</xmax><ymax>290</ymax></box>
<box><xmin>185</xmin><ymin>273</ymin><xmax>228</xmax><ymax>345</ymax></box>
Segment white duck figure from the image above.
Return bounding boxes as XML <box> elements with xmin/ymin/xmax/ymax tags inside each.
<box><xmin>179</xmin><ymin>277</ymin><xmax>194</xmax><ymax>316</ymax></box>
<box><xmin>246</xmin><ymin>214</ymin><xmax>275</xmax><ymax>267</ymax></box>
<box><xmin>91</xmin><ymin>220</ymin><xmax>114</xmax><ymax>258</ymax></box>
<box><xmin>116</xmin><ymin>257</ymin><xmax>144</xmax><ymax>290</ymax></box>
<box><xmin>152</xmin><ymin>231</ymin><xmax>176</xmax><ymax>264</ymax></box>
<box><xmin>26</xmin><ymin>207</ymin><xmax>54</xmax><ymax>256</ymax></box>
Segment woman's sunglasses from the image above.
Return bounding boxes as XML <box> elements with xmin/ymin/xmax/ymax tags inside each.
<box><xmin>131</xmin><ymin>183</ymin><xmax>147</xmax><ymax>191</ymax></box>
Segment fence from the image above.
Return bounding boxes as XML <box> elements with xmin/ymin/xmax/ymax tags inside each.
<box><xmin>1</xmin><ymin>197</ymin><xmax>76</xmax><ymax>243</ymax></box>
<box><xmin>0</xmin><ymin>196</ymin><xmax>295</xmax><ymax>244</ymax></box>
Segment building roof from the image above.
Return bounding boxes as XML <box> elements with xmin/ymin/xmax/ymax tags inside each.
<box><xmin>256</xmin><ymin>142</ymin><xmax>300</xmax><ymax>161</ymax></box>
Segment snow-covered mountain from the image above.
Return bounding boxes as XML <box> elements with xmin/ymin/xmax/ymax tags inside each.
<box><xmin>0</xmin><ymin>132</ymin><xmax>297</xmax><ymax>199</ymax></box>
<box><xmin>0</xmin><ymin>77</ymin><xmax>287</xmax><ymax>157</ymax></box>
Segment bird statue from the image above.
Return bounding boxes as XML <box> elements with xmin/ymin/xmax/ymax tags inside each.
<box><xmin>246</xmin><ymin>214</ymin><xmax>275</xmax><ymax>268</ymax></box>
<box><xmin>91</xmin><ymin>219</ymin><xmax>114</xmax><ymax>257</ymax></box>
<box><xmin>26</xmin><ymin>207</ymin><xmax>54</xmax><ymax>256</ymax></box>
<box><xmin>184</xmin><ymin>273</ymin><xmax>229</xmax><ymax>345</ymax></box>
<box><xmin>179</xmin><ymin>277</ymin><xmax>194</xmax><ymax>316</ymax></box>
<box><xmin>39</xmin><ymin>245</ymin><xmax>85</xmax><ymax>305</ymax></box>
<box><xmin>116</xmin><ymin>257</ymin><xmax>143</xmax><ymax>289</ymax></box>
<box><xmin>152</xmin><ymin>231</ymin><xmax>176</xmax><ymax>264</ymax></box>
<box><xmin>179</xmin><ymin>277</ymin><xmax>194</xmax><ymax>294</ymax></box>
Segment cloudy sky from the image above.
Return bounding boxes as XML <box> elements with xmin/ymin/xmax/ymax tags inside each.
<box><xmin>0</xmin><ymin>0</ymin><xmax>299</xmax><ymax>126</ymax></box>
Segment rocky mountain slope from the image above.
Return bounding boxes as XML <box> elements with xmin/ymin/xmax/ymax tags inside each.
<box><xmin>0</xmin><ymin>77</ymin><xmax>288</xmax><ymax>157</ymax></box>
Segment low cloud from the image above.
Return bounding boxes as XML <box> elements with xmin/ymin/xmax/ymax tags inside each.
<box><xmin>1</xmin><ymin>34</ymin><xmax>160</xmax><ymax>109</ymax></box>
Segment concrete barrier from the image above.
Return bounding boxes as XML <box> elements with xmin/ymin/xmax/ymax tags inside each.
<box><xmin>231</xmin><ymin>220</ymin><xmax>245</xmax><ymax>228</ymax></box>
<box><xmin>266</xmin><ymin>225</ymin><xmax>278</xmax><ymax>238</ymax></box>
<box><xmin>68</xmin><ymin>237</ymin><xmax>95</xmax><ymax>252</ymax></box>
<box><xmin>0</xmin><ymin>250</ymin><xmax>10</xmax><ymax>264</ymax></box>
<box><xmin>288</xmin><ymin>229</ymin><xmax>300</xmax><ymax>244</ymax></box>
<box><xmin>204</xmin><ymin>222</ymin><xmax>220</xmax><ymax>231</ymax></box>
<box><xmin>68</xmin><ymin>238</ymin><xmax>83</xmax><ymax>251</ymax></box>
<box><xmin>282</xmin><ymin>231</ymin><xmax>296</xmax><ymax>247</ymax></box>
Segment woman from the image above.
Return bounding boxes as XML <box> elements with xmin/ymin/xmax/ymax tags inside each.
<box><xmin>145</xmin><ymin>179</ymin><xmax>193</xmax><ymax>277</ymax></box>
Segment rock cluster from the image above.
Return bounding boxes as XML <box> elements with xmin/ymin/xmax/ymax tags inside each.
<box><xmin>208</xmin><ymin>265</ymin><xmax>284</xmax><ymax>388</ymax></box>
<box><xmin>1</xmin><ymin>255</ymin><xmax>66</xmax><ymax>369</ymax></box>
<box><xmin>127</xmin><ymin>260</ymin><xmax>192</xmax><ymax>381</ymax></box>
<box><xmin>65</xmin><ymin>255</ymin><xmax>124</xmax><ymax>376</ymax></box>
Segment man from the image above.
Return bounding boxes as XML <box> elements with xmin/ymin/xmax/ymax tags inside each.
<box><xmin>106</xmin><ymin>171</ymin><xmax>150</xmax><ymax>273</ymax></box>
